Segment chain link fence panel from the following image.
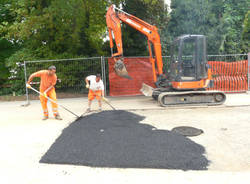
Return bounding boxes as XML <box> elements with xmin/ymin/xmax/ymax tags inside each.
<box><xmin>24</xmin><ymin>57</ymin><xmax>103</xmax><ymax>102</ymax></box>
<box><xmin>1</xmin><ymin>54</ymin><xmax>249</xmax><ymax>100</ymax></box>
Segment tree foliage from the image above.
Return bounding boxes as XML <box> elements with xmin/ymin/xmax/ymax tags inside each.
<box><xmin>120</xmin><ymin>0</ymin><xmax>169</xmax><ymax>56</ymax></box>
<box><xmin>240</xmin><ymin>11</ymin><xmax>250</xmax><ymax>53</ymax></box>
<box><xmin>3</xmin><ymin>0</ymin><xmax>109</xmax><ymax>57</ymax></box>
<box><xmin>0</xmin><ymin>0</ymin><xmax>19</xmax><ymax>86</ymax></box>
<box><xmin>0</xmin><ymin>0</ymin><xmax>249</xmax><ymax>95</ymax></box>
<box><xmin>166</xmin><ymin>0</ymin><xmax>249</xmax><ymax>54</ymax></box>
<box><xmin>0</xmin><ymin>0</ymin><xmax>110</xmax><ymax>95</ymax></box>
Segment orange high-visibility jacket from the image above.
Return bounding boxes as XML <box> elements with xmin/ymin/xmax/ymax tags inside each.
<box><xmin>29</xmin><ymin>70</ymin><xmax>57</xmax><ymax>92</ymax></box>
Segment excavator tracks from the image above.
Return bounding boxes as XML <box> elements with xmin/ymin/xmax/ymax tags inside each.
<box><xmin>158</xmin><ymin>91</ymin><xmax>226</xmax><ymax>106</ymax></box>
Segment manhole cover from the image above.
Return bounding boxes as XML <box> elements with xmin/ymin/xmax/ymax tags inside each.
<box><xmin>171</xmin><ymin>126</ymin><xmax>203</xmax><ymax>137</ymax></box>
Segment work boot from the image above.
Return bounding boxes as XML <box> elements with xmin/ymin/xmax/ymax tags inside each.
<box><xmin>86</xmin><ymin>108</ymin><xmax>91</xmax><ymax>113</ymax></box>
<box><xmin>42</xmin><ymin>116</ymin><xmax>48</xmax><ymax>120</ymax></box>
<box><xmin>55</xmin><ymin>114</ymin><xmax>63</xmax><ymax>120</ymax></box>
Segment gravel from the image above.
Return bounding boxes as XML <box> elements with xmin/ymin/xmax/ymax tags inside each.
<box><xmin>40</xmin><ymin>110</ymin><xmax>209</xmax><ymax>170</ymax></box>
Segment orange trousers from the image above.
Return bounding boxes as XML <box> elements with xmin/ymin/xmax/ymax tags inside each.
<box><xmin>39</xmin><ymin>88</ymin><xmax>58</xmax><ymax>117</ymax></box>
<box><xmin>88</xmin><ymin>90</ymin><xmax>102</xmax><ymax>100</ymax></box>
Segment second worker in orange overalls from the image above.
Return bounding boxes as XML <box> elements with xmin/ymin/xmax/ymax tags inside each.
<box><xmin>27</xmin><ymin>66</ymin><xmax>62</xmax><ymax>120</ymax></box>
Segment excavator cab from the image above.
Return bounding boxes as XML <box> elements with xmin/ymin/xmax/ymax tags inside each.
<box><xmin>167</xmin><ymin>35</ymin><xmax>208</xmax><ymax>86</ymax></box>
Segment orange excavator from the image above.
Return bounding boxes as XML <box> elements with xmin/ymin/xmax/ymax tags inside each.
<box><xmin>106</xmin><ymin>5</ymin><xmax>226</xmax><ymax>106</ymax></box>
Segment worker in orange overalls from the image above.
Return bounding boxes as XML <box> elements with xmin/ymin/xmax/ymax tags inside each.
<box><xmin>26</xmin><ymin>66</ymin><xmax>62</xmax><ymax>120</ymax></box>
<box><xmin>85</xmin><ymin>74</ymin><xmax>104</xmax><ymax>112</ymax></box>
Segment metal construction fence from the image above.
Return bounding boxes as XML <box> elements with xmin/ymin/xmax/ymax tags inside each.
<box><xmin>23</xmin><ymin>57</ymin><xmax>107</xmax><ymax>102</ymax></box>
<box><xmin>20</xmin><ymin>54</ymin><xmax>249</xmax><ymax>103</ymax></box>
<box><xmin>107</xmin><ymin>54</ymin><xmax>249</xmax><ymax>96</ymax></box>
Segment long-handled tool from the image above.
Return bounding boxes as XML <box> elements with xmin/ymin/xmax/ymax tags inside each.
<box><xmin>28</xmin><ymin>85</ymin><xmax>80</xmax><ymax>118</ymax></box>
<box><xmin>86</xmin><ymin>88</ymin><xmax>116</xmax><ymax>111</ymax></box>
<box><xmin>102</xmin><ymin>97</ymin><xmax>116</xmax><ymax>110</ymax></box>
<box><xmin>93</xmin><ymin>90</ymin><xmax>116</xmax><ymax>110</ymax></box>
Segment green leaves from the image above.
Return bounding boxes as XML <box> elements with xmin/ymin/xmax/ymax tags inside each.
<box><xmin>0</xmin><ymin>0</ymin><xmax>249</xmax><ymax>95</ymax></box>
<box><xmin>120</xmin><ymin>0</ymin><xmax>169</xmax><ymax>56</ymax></box>
<box><xmin>0</xmin><ymin>0</ymin><xmax>109</xmax><ymax>95</ymax></box>
<box><xmin>2</xmin><ymin>0</ymin><xmax>109</xmax><ymax>57</ymax></box>
<box><xmin>240</xmin><ymin>11</ymin><xmax>250</xmax><ymax>53</ymax></box>
<box><xmin>166</xmin><ymin>0</ymin><xmax>249</xmax><ymax>54</ymax></box>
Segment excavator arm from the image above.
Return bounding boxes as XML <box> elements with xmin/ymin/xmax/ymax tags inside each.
<box><xmin>106</xmin><ymin>5</ymin><xmax>163</xmax><ymax>82</ymax></box>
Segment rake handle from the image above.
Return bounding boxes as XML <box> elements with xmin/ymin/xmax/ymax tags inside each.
<box><xmin>29</xmin><ymin>86</ymin><xmax>79</xmax><ymax>118</ymax></box>
<box><xmin>92</xmin><ymin>91</ymin><xmax>116</xmax><ymax>110</ymax></box>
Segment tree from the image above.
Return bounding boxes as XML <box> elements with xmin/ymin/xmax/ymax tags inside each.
<box><xmin>0</xmin><ymin>0</ymin><xmax>19</xmax><ymax>86</ymax></box>
<box><xmin>0</xmin><ymin>0</ymin><xmax>111</xmax><ymax>95</ymax></box>
<box><xmin>219</xmin><ymin>0</ymin><xmax>249</xmax><ymax>53</ymax></box>
<box><xmin>166</xmin><ymin>0</ymin><xmax>221</xmax><ymax>54</ymax></box>
<box><xmin>4</xmin><ymin>0</ymin><xmax>109</xmax><ymax>57</ymax></box>
<box><xmin>166</xmin><ymin>0</ymin><xmax>249</xmax><ymax>54</ymax></box>
<box><xmin>240</xmin><ymin>11</ymin><xmax>250</xmax><ymax>53</ymax></box>
<box><xmin>118</xmin><ymin>0</ymin><xmax>169</xmax><ymax>56</ymax></box>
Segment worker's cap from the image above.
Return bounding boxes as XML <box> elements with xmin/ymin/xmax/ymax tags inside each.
<box><xmin>96</xmin><ymin>74</ymin><xmax>101</xmax><ymax>78</ymax></box>
<box><xmin>48</xmin><ymin>65</ymin><xmax>56</xmax><ymax>71</ymax></box>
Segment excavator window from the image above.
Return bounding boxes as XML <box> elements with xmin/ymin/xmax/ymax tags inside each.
<box><xmin>169</xmin><ymin>35</ymin><xmax>207</xmax><ymax>82</ymax></box>
<box><xmin>196</xmin><ymin>36</ymin><xmax>208</xmax><ymax>79</ymax></box>
<box><xmin>169</xmin><ymin>40</ymin><xmax>180</xmax><ymax>81</ymax></box>
<box><xmin>180</xmin><ymin>38</ymin><xmax>196</xmax><ymax>81</ymax></box>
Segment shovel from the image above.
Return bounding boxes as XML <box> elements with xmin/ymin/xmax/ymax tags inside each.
<box><xmin>102</xmin><ymin>97</ymin><xmax>116</xmax><ymax>110</ymax></box>
<box><xmin>80</xmin><ymin>96</ymin><xmax>116</xmax><ymax>118</ymax></box>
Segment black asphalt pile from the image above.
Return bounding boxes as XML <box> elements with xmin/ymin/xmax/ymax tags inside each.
<box><xmin>40</xmin><ymin>110</ymin><xmax>209</xmax><ymax>170</ymax></box>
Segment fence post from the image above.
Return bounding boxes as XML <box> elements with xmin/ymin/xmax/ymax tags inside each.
<box><xmin>23</xmin><ymin>61</ymin><xmax>30</xmax><ymax>106</ymax></box>
<box><xmin>248</xmin><ymin>52</ymin><xmax>250</xmax><ymax>91</ymax></box>
<box><xmin>101</xmin><ymin>56</ymin><xmax>107</xmax><ymax>96</ymax></box>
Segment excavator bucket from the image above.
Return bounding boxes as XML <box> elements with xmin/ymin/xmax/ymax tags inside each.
<box><xmin>114</xmin><ymin>59</ymin><xmax>131</xmax><ymax>79</ymax></box>
<box><xmin>140</xmin><ymin>83</ymin><xmax>154</xmax><ymax>96</ymax></box>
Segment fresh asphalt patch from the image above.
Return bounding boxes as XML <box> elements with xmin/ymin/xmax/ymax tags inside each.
<box><xmin>40</xmin><ymin>110</ymin><xmax>209</xmax><ymax>170</ymax></box>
